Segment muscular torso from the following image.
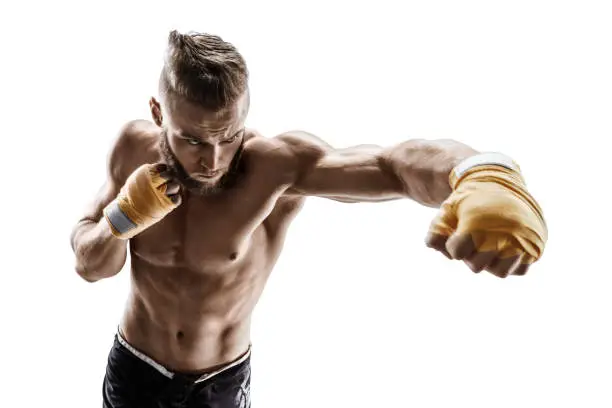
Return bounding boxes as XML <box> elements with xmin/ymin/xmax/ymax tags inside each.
<box><xmin>118</xmin><ymin>123</ymin><xmax>305</xmax><ymax>373</ymax></box>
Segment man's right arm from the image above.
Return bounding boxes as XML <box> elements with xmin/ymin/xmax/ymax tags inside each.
<box><xmin>70</xmin><ymin>121</ymin><xmax>182</xmax><ymax>282</ymax></box>
<box><xmin>69</xmin><ymin>124</ymin><xmax>135</xmax><ymax>283</ymax></box>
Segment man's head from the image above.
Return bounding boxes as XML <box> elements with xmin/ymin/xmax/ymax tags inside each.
<box><xmin>150</xmin><ymin>30</ymin><xmax>250</xmax><ymax>196</ymax></box>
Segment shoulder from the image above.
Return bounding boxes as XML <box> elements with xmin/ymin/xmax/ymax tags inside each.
<box><xmin>106</xmin><ymin>119</ymin><xmax>160</xmax><ymax>185</ymax></box>
<box><xmin>271</xmin><ymin>130</ymin><xmax>332</xmax><ymax>157</ymax></box>
<box><xmin>243</xmin><ymin>129</ymin><xmax>330</xmax><ymax>171</ymax></box>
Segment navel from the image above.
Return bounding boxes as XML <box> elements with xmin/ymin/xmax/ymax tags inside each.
<box><xmin>229</xmin><ymin>252</ymin><xmax>238</xmax><ymax>261</ymax></box>
<box><xmin>176</xmin><ymin>331</ymin><xmax>184</xmax><ymax>340</ymax></box>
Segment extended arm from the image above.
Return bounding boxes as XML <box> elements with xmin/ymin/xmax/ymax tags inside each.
<box><xmin>277</xmin><ymin>131</ymin><xmax>546</xmax><ymax>278</ymax></box>
<box><xmin>279</xmin><ymin>131</ymin><xmax>479</xmax><ymax>207</ymax></box>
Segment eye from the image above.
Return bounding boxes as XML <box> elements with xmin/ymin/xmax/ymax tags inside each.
<box><xmin>221</xmin><ymin>131</ymin><xmax>242</xmax><ymax>144</ymax></box>
<box><xmin>186</xmin><ymin>138</ymin><xmax>200</xmax><ymax>146</ymax></box>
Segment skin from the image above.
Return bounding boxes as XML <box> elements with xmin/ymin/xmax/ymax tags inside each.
<box><xmin>70</xmin><ymin>90</ymin><xmax>523</xmax><ymax>373</ymax></box>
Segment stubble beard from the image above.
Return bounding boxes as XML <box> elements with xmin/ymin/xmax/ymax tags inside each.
<box><xmin>158</xmin><ymin>128</ymin><xmax>245</xmax><ymax>197</ymax></box>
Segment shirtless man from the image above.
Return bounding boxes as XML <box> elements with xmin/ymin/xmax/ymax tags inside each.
<box><xmin>70</xmin><ymin>30</ymin><xmax>548</xmax><ymax>408</ymax></box>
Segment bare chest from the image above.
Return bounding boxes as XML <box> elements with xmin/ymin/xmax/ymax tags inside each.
<box><xmin>129</xmin><ymin>187</ymin><xmax>303</xmax><ymax>272</ymax></box>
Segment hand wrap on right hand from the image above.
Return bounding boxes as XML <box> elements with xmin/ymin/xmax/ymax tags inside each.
<box><xmin>103</xmin><ymin>164</ymin><xmax>179</xmax><ymax>240</ymax></box>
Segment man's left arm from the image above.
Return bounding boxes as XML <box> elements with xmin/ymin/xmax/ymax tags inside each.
<box><xmin>279</xmin><ymin>131</ymin><xmax>548</xmax><ymax>278</ymax></box>
<box><xmin>280</xmin><ymin>131</ymin><xmax>478</xmax><ymax>207</ymax></box>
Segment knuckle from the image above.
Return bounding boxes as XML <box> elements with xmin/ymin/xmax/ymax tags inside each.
<box><xmin>472</xmin><ymin>263</ymin><xmax>485</xmax><ymax>273</ymax></box>
<box><xmin>466</xmin><ymin>263</ymin><xmax>481</xmax><ymax>273</ymax></box>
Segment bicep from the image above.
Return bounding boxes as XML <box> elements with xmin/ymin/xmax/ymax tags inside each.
<box><xmin>289</xmin><ymin>141</ymin><xmax>405</xmax><ymax>201</ymax></box>
<box><xmin>297</xmin><ymin>146</ymin><xmax>386</xmax><ymax>189</ymax></box>
<box><xmin>75</xmin><ymin>122</ymin><xmax>139</xmax><ymax>224</ymax></box>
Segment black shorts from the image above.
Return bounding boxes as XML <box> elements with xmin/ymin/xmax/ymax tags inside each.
<box><xmin>102</xmin><ymin>332</ymin><xmax>251</xmax><ymax>408</ymax></box>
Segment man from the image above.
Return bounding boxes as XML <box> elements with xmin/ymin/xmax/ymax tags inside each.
<box><xmin>70</xmin><ymin>30</ymin><xmax>548</xmax><ymax>408</ymax></box>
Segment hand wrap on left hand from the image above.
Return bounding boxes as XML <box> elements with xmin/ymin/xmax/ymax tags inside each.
<box><xmin>427</xmin><ymin>153</ymin><xmax>547</xmax><ymax>273</ymax></box>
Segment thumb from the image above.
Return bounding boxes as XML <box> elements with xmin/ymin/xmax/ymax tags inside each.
<box><xmin>425</xmin><ymin>203</ymin><xmax>458</xmax><ymax>259</ymax></box>
<box><xmin>426</xmin><ymin>201</ymin><xmax>457</xmax><ymax>238</ymax></box>
<box><xmin>445</xmin><ymin>232</ymin><xmax>476</xmax><ymax>260</ymax></box>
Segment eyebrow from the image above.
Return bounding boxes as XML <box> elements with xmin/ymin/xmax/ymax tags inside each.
<box><xmin>178</xmin><ymin>128</ymin><xmax>244</xmax><ymax>141</ymax></box>
<box><xmin>227</xmin><ymin>128</ymin><xmax>245</xmax><ymax>139</ymax></box>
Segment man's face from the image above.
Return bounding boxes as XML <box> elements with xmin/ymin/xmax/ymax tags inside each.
<box><xmin>152</xmin><ymin>92</ymin><xmax>249</xmax><ymax>196</ymax></box>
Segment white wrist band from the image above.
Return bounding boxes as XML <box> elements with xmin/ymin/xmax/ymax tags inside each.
<box><xmin>104</xmin><ymin>200</ymin><xmax>137</xmax><ymax>236</ymax></box>
<box><xmin>452</xmin><ymin>152</ymin><xmax>519</xmax><ymax>180</ymax></box>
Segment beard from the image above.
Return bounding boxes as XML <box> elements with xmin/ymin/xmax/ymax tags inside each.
<box><xmin>158</xmin><ymin>128</ymin><xmax>246</xmax><ymax>197</ymax></box>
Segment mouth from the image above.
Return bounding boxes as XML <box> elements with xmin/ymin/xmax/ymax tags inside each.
<box><xmin>192</xmin><ymin>171</ymin><xmax>222</xmax><ymax>180</ymax></box>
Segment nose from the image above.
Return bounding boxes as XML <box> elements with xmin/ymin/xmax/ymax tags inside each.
<box><xmin>199</xmin><ymin>144</ymin><xmax>220</xmax><ymax>172</ymax></box>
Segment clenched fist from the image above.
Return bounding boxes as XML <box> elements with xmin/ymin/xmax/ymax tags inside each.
<box><xmin>104</xmin><ymin>163</ymin><xmax>182</xmax><ymax>239</ymax></box>
<box><xmin>425</xmin><ymin>153</ymin><xmax>547</xmax><ymax>278</ymax></box>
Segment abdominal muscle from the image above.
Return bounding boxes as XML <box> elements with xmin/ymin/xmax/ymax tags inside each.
<box><xmin>119</xmin><ymin>254</ymin><xmax>268</xmax><ymax>374</ymax></box>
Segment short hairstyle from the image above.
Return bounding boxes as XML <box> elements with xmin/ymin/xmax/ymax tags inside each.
<box><xmin>160</xmin><ymin>30</ymin><xmax>248</xmax><ymax>110</ymax></box>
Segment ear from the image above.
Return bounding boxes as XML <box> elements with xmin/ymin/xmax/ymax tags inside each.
<box><xmin>149</xmin><ymin>97</ymin><xmax>163</xmax><ymax>127</ymax></box>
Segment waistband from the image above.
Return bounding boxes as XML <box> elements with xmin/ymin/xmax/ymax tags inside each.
<box><xmin>116</xmin><ymin>327</ymin><xmax>251</xmax><ymax>383</ymax></box>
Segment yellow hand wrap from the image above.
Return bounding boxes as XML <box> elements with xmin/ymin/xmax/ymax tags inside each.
<box><xmin>429</xmin><ymin>153</ymin><xmax>547</xmax><ymax>264</ymax></box>
<box><xmin>103</xmin><ymin>164</ymin><xmax>178</xmax><ymax>240</ymax></box>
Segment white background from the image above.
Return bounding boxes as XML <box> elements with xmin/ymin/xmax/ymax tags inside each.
<box><xmin>1</xmin><ymin>0</ymin><xmax>611</xmax><ymax>407</ymax></box>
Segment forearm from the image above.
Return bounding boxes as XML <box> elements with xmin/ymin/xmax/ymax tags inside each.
<box><xmin>387</xmin><ymin>138</ymin><xmax>480</xmax><ymax>207</ymax></box>
<box><xmin>71</xmin><ymin>218</ymin><xmax>127</xmax><ymax>282</ymax></box>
